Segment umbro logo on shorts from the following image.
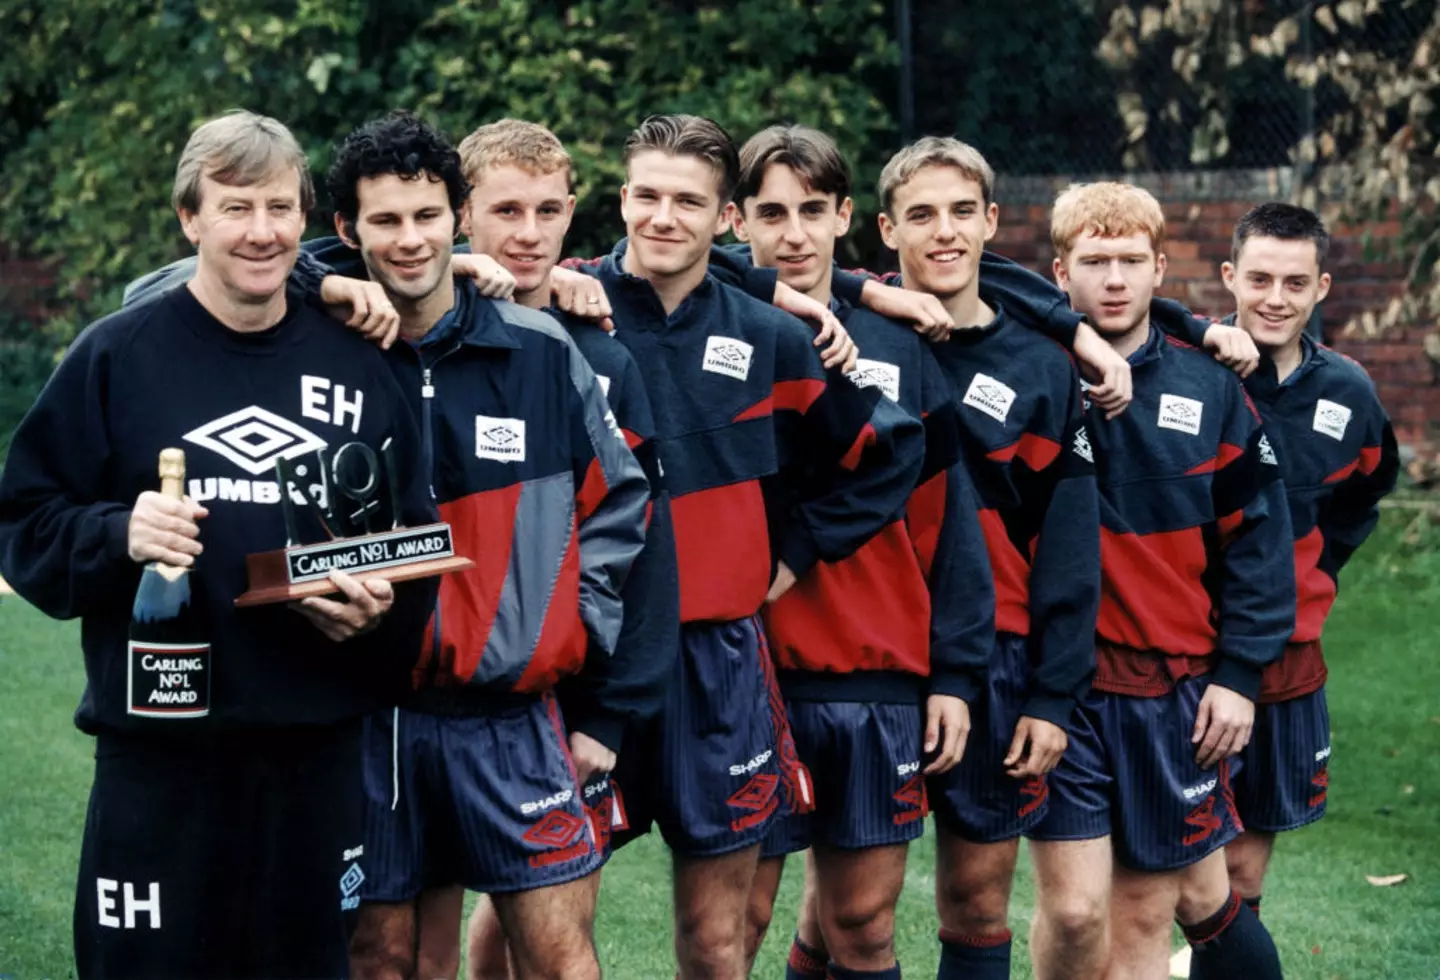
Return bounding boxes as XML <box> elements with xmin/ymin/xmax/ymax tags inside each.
<box><xmin>702</xmin><ymin>336</ymin><xmax>754</xmax><ymax>381</ymax></box>
<box><xmin>1072</xmin><ymin>425</ymin><xmax>1094</xmax><ymax>463</ymax></box>
<box><xmin>475</xmin><ymin>415</ymin><xmax>526</xmax><ymax>463</ymax></box>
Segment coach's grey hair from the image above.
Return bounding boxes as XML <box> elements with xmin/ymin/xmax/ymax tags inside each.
<box><xmin>172</xmin><ymin>110</ymin><xmax>315</xmax><ymax>213</ymax></box>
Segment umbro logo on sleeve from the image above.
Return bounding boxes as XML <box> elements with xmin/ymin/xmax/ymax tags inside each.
<box><xmin>847</xmin><ymin>359</ymin><xmax>901</xmax><ymax>402</ymax></box>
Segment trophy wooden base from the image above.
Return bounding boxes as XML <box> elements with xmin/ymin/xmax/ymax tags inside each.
<box><xmin>235</xmin><ymin>522</ymin><xmax>473</xmax><ymax>608</ymax></box>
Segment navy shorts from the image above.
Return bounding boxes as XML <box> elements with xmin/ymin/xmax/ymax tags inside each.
<box><xmin>761</xmin><ymin>699</ymin><xmax>926</xmax><ymax>859</ymax></box>
<box><xmin>1233</xmin><ymin>687</ymin><xmax>1330</xmax><ymax>833</ymax></box>
<box><xmin>359</xmin><ymin>695</ymin><xmax>603</xmax><ymax>899</ymax></box>
<box><xmin>929</xmin><ymin>633</ymin><xmax>1049</xmax><ymax>843</ymax></box>
<box><xmin>1028</xmin><ymin>674</ymin><xmax>1242</xmax><ymax>872</ymax></box>
<box><xmin>613</xmin><ymin>617</ymin><xmax>810</xmax><ymax>857</ymax></box>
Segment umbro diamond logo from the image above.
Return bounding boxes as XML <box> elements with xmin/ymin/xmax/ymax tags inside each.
<box><xmin>1157</xmin><ymin>393</ymin><xmax>1204</xmax><ymax>436</ymax></box>
<box><xmin>962</xmin><ymin>373</ymin><xmax>1017</xmax><ymax>423</ymax></box>
<box><xmin>847</xmin><ymin>359</ymin><xmax>901</xmax><ymax>402</ymax></box>
<box><xmin>703</xmin><ymin>336</ymin><xmax>754</xmax><ymax>381</ymax></box>
<box><xmin>1313</xmin><ymin>399</ymin><xmax>1352</xmax><ymax>441</ymax></box>
<box><xmin>1072</xmin><ymin>425</ymin><xmax>1094</xmax><ymax>463</ymax></box>
<box><xmin>475</xmin><ymin>416</ymin><xmax>526</xmax><ymax>463</ymax></box>
<box><xmin>1259</xmin><ymin>434</ymin><xmax>1278</xmax><ymax>466</ymax></box>
<box><xmin>183</xmin><ymin>407</ymin><xmax>328</xmax><ymax>476</ymax></box>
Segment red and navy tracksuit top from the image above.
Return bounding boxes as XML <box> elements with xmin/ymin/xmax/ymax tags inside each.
<box><xmin>831</xmin><ymin>263</ymin><xmax>1102</xmax><ymax>730</ymax></box>
<box><xmin>1153</xmin><ymin>300</ymin><xmax>1399</xmax><ymax>702</ymax></box>
<box><xmin>763</xmin><ymin>300</ymin><xmax>997</xmax><ymax>706</ymax></box>
<box><xmin>1087</xmin><ymin>324</ymin><xmax>1296</xmax><ymax>701</ymax></box>
<box><xmin>579</xmin><ymin>241</ymin><xmax>926</xmax><ymax>628</ymax></box>
<box><xmin>551</xmin><ymin>316</ymin><xmax>681</xmax><ymax>748</ymax></box>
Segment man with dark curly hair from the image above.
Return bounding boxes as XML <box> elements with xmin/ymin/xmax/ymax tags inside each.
<box><xmin>321</xmin><ymin>111</ymin><xmax>651</xmax><ymax>980</ymax></box>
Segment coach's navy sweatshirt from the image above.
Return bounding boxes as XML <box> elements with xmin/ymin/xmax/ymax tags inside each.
<box><xmin>578</xmin><ymin>240</ymin><xmax>925</xmax><ymax>624</ymax></box>
<box><xmin>1151</xmin><ymin>299</ymin><xmax>1398</xmax><ymax>701</ymax></box>
<box><xmin>0</xmin><ymin>289</ymin><xmax>437</xmax><ymax>736</ymax></box>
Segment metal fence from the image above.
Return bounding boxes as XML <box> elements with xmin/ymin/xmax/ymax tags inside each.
<box><xmin>895</xmin><ymin>0</ymin><xmax>1432</xmax><ymax>178</ymax></box>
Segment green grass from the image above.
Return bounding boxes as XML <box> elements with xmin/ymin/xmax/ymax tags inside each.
<box><xmin>3</xmin><ymin>508</ymin><xmax>1439</xmax><ymax>979</ymax></box>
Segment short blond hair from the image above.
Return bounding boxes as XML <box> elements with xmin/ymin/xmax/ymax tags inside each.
<box><xmin>172</xmin><ymin>110</ymin><xmax>314</xmax><ymax>213</ymax></box>
<box><xmin>1050</xmin><ymin>182</ymin><xmax>1165</xmax><ymax>259</ymax></box>
<box><xmin>878</xmin><ymin>136</ymin><xmax>995</xmax><ymax>215</ymax></box>
<box><xmin>457</xmin><ymin>119</ymin><xmax>572</xmax><ymax>191</ymax></box>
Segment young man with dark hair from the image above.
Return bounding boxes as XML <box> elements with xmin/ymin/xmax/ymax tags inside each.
<box><xmin>728</xmin><ymin>124</ymin><xmax>996</xmax><ymax>980</ymax></box>
<box><xmin>0</xmin><ymin>110</ymin><xmax>436</xmax><ymax>980</ymax></box>
<box><xmin>1155</xmin><ymin>203</ymin><xmax>1398</xmax><ymax>975</ymax></box>
<box><xmin>1037</xmin><ymin>181</ymin><xmax>1293</xmax><ymax>980</ymax></box>
<box><xmin>569</xmin><ymin>113</ymin><xmax>925</xmax><ymax>980</ymax></box>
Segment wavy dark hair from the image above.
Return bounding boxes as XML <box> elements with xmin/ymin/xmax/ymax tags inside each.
<box><xmin>326</xmin><ymin>110</ymin><xmax>470</xmax><ymax>226</ymax></box>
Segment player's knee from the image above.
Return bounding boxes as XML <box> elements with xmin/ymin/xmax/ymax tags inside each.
<box><xmin>825</xmin><ymin>899</ymin><xmax>896</xmax><ymax>965</ymax></box>
<box><xmin>936</xmin><ymin>870</ymin><xmax>1010</xmax><ymax>935</ymax></box>
<box><xmin>1225</xmin><ymin>849</ymin><xmax>1267</xmax><ymax>898</ymax></box>
<box><xmin>1041</xmin><ymin>889</ymin><xmax>1108</xmax><ymax>950</ymax></box>
<box><xmin>349</xmin><ymin>919</ymin><xmax>414</xmax><ymax>980</ymax></box>
<box><xmin>515</xmin><ymin>928</ymin><xmax>597</xmax><ymax>980</ymax></box>
<box><xmin>743</xmin><ymin>897</ymin><xmax>775</xmax><ymax>964</ymax></box>
<box><xmin>677</xmin><ymin>907</ymin><xmax>747</xmax><ymax>967</ymax></box>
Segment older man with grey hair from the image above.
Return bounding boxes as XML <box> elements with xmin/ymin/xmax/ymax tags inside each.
<box><xmin>0</xmin><ymin>110</ymin><xmax>436</xmax><ymax>979</ymax></box>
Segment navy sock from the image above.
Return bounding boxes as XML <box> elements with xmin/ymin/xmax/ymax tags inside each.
<box><xmin>826</xmin><ymin>963</ymin><xmax>901</xmax><ymax>979</ymax></box>
<box><xmin>786</xmin><ymin>934</ymin><xmax>827</xmax><ymax>980</ymax></box>
<box><xmin>937</xmin><ymin>928</ymin><xmax>1011</xmax><ymax>980</ymax></box>
<box><xmin>1182</xmin><ymin>890</ymin><xmax>1282</xmax><ymax>980</ymax></box>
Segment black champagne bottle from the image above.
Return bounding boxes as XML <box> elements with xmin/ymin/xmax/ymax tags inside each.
<box><xmin>127</xmin><ymin>448</ymin><xmax>210</xmax><ymax>718</ymax></box>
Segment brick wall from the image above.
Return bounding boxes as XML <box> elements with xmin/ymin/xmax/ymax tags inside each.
<box><xmin>995</xmin><ymin>168</ymin><xmax>1438</xmax><ymax>448</ymax></box>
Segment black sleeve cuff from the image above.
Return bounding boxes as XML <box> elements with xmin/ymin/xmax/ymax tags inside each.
<box><xmin>775</xmin><ymin>524</ymin><xmax>821</xmax><ymax>582</ymax></box>
<box><xmin>1020</xmin><ymin>693</ymin><xmax>1078</xmax><ymax>730</ymax></box>
<box><xmin>1210</xmin><ymin>658</ymin><xmax>1263</xmax><ymax>703</ymax></box>
<box><xmin>928</xmin><ymin>667</ymin><xmax>982</xmax><ymax>707</ymax></box>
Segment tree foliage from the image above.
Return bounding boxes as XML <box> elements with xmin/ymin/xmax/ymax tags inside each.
<box><xmin>1100</xmin><ymin>0</ymin><xmax>1440</xmax><ymax>339</ymax></box>
<box><xmin>0</xmin><ymin>0</ymin><xmax>897</xmax><ymax>342</ymax></box>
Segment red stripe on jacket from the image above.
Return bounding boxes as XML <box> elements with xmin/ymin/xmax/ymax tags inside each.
<box><xmin>978</xmin><ymin>508</ymin><xmax>1031</xmax><ymax>638</ymax></box>
<box><xmin>734</xmin><ymin>379</ymin><xmax>827</xmax><ymax>423</ymax></box>
<box><xmin>986</xmin><ymin>433</ymin><xmax>1061</xmax><ymax>471</ymax></box>
<box><xmin>671</xmin><ymin>480</ymin><xmax>771</xmax><ymax>623</ymax></box>
<box><xmin>762</xmin><ymin>519</ymin><xmax>932</xmax><ymax>676</ymax></box>
<box><xmin>419</xmin><ymin>485</ymin><xmax>522</xmax><ymax>687</ymax></box>
<box><xmin>1095</xmin><ymin>525</ymin><xmax>1216</xmax><ymax>683</ymax></box>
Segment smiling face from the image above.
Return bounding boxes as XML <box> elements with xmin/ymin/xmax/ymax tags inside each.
<box><xmin>733</xmin><ymin>162</ymin><xmax>851</xmax><ymax>301</ymax></box>
<box><xmin>1223</xmin><ymin>235</ymin><xmax>1331</xmax><ymax>355</ymax></box>
<box><xmin>339</xmin><ymin>172</ymin><xmax>456</xmax><ymax>306</ymax></box>
<box><xmin>620</xmin><ymin>149</ymin><xmax>730</xmax><ymax>281</ymax></box>
<box><xmin>878</xmin><ymin>164</ymin><xmax>997</xmax><ymax>300</ymax></box>
<box><xmin>461</xmin><ymin>163</ymin><xmax>574</xmax><ymax>302</ymax></box>
<box><xmin>1055</xmin><ymin>231</ymin><xmax>1167</xmax><ymax>339</ymax></box>
<box><xmin>179</xmin><ymin>169</ymin><xmax>304</xmax><ymax>308</ymax></box>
